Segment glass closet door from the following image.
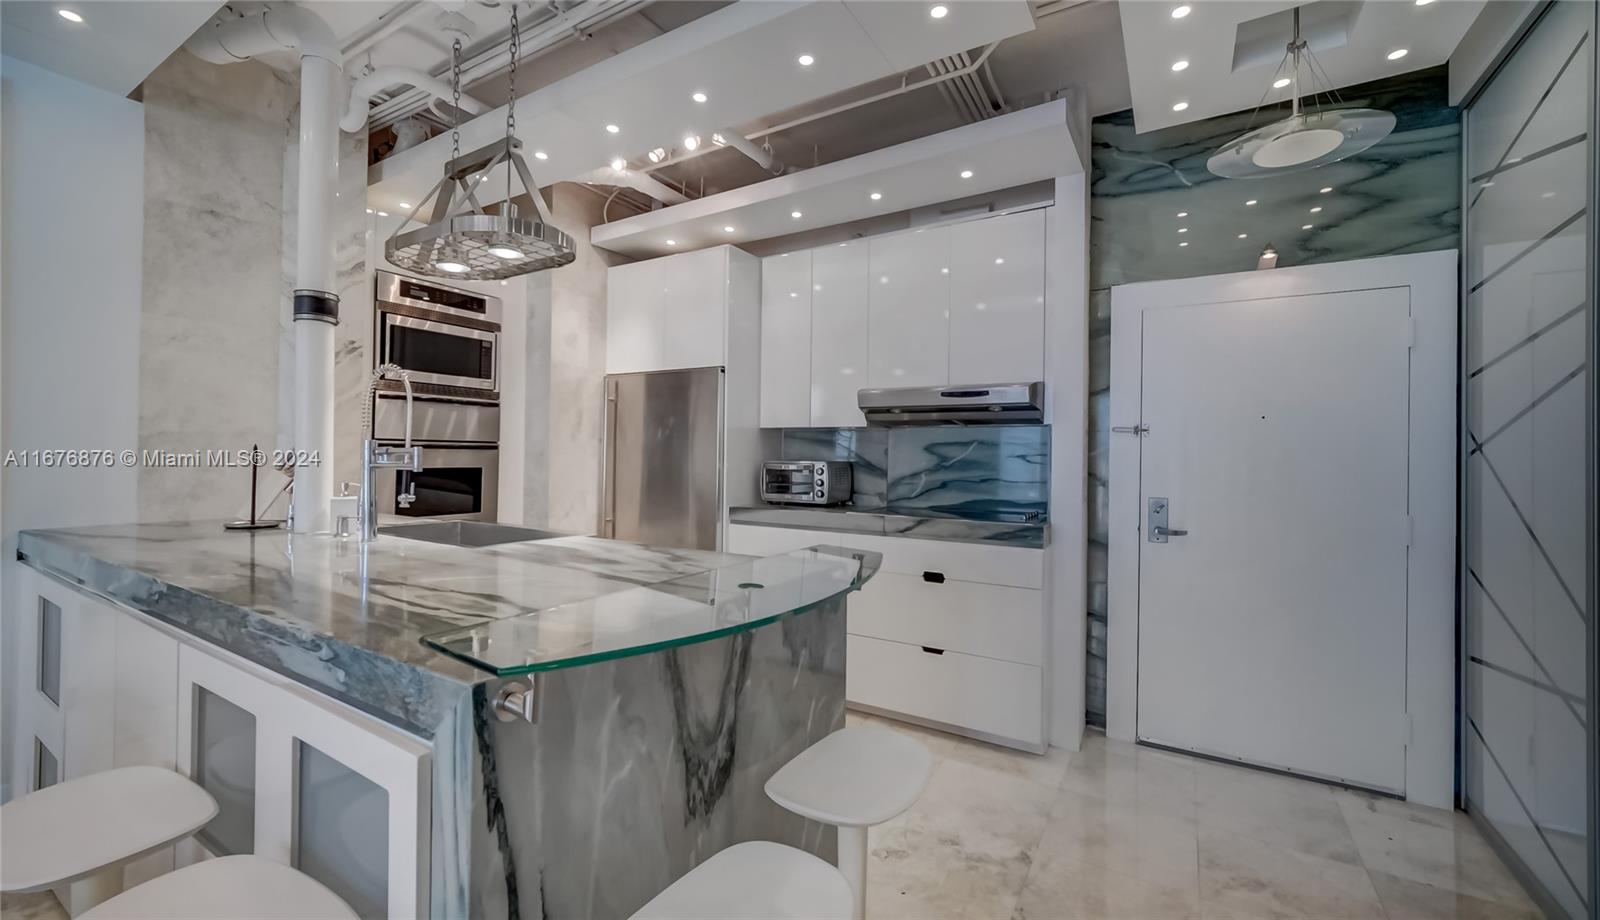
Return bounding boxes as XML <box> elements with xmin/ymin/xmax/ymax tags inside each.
<box><xmin>1462</xmin><ymin>3</ymin><xmax>1595</xmax><ymax>918</ymax></box>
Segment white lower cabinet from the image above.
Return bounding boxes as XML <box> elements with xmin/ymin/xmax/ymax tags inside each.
<box><xmin>727</xmin><ymin>524</ymin><xmax>1046</xmax><ymax>750</ymax></box>
<box><xmin>176</xmin><ymin>643</ymin><xmax>431</xmax><ymax>920</ymax></box>
<box><xmin>11</xmin><ymin>567</ymin><xmax>430</xmax><ymax>920</ymax></box>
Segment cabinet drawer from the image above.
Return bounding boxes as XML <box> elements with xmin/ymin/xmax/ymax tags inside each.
<box><xmin>847</xmin><ymin>635</ymin><xmax>1043</xmax><ymax>748</ymax></box>
<box><xmin>868</xmin><ymin>536</ymin><xmax>1043</xmax><ymax>589</ymax></box>
<box><xmin>853</xmin><ymin>573</ymin><xmax>1042</xmax><ymax>665</ymax></box>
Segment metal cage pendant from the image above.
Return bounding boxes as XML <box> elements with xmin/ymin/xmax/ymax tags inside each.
<box><xmin>385</xmin><ymin>136</ymin><xmax>576</xmax><ymax>280</ymax></box>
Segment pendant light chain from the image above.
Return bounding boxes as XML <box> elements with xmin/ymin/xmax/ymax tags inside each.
<box><xmin>450</xmin><ymin>37</ymin><xmax>462</xmax><ymax>161</ymax></box>
<box><xmin>506</xmin><ymin>3</ymin><xmax>519</xmax><ymax>208</ymax></box>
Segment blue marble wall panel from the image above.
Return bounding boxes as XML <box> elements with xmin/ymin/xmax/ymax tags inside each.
<box><xmin>1082</xmin><ymin>66</ymin><xmax>1461</xmax><ymax>725</ymax></box>
<box><xmin>781</xmin><ymin>425</ymin><xmax>1049</xmax><ymax>522</ymax></box>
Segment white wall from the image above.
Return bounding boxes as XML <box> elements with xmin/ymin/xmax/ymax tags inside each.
<box><xmin>0</xmin><ymin>55</ymin><xmax>145</xmax><ymax>801</ymax></box>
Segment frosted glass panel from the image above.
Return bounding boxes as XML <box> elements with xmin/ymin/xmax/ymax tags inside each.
<box><xmin>296</xmin><ymin>742</ymin><xmax>387</xmax><ymax>920</ymax></box>
<box><xmin>34</xmin><ymin>738</ymin><xmax>58</xmax><ymax>790</ymax></box>
<box><xmin>194</xmin><ymin>687</ymin><xmax>255</xmax><ymax>855</ymax></box>
<box><xmin>1462</xmin><ymin>2</ymin><xmax>1593</xmax><ymax>917</ymax></box>
<box><xmin>37</xmin><ymin>597</ymin><xmax>60</xmax><ymax>706</ymax></box>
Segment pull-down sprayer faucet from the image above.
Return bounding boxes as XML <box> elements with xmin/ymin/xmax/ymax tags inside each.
<box><xmin>358</xmin><ymin>364</ymin><xmax>422</xmax><ymax>542</ymax></box>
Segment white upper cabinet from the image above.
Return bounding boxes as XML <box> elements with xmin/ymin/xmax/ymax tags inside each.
<box><xmin>606</xmin><ymin>246</ymin><xmax>728</xmax><ymax>374</ymax></box>
<box><xmin>867</xmin><ymin>226</ymin><xmax>951</xmax><ymax>388</ymax></box>
<box><xmin>947</xmin><ymin>209</ymin><xmax>1046</xmax><ymax>383</ymax></box>
<box><xmin>759</xmin><ymin>252</ymin><xmax>813</xmax><ymax>428</ymax></box>
<box><xmin>810</xmin><ymin>241</ymin><xmax>871</xmax><ymax>428</ymax></box>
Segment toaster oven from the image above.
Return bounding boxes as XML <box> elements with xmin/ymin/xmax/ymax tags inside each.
<box><xmin>761</xmin><ymin>460</ymin><xmax>853</xmax><ymax>506</ymax></box>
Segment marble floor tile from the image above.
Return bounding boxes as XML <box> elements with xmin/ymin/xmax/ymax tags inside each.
<box><xmin>870</xmin><ymin>822</ymin><xmax>1032</xmax><ymax>920</ymax></box>
<box><xmin>1044</xmin><ymin>789</ymin><xmax>1201</xmax><ymax>884</ymax></box>
<box><xmin>1195</xmin><ymin>761</ymin><xmax>1362</xmax><ymax>865</ymax></box>
<box><xmin>0</xmin><ymin>892</ymin><xmax>67</xmax><ymax>920</ymax></box>
<box><xmin>1014</xmin><ymin>846</ymin><xmax>1201</xmax><ymax>920</ymax></box>
<box><xmin>1334</xmin><ymin>790</ymin><xmax>1539</xmax><ymax>910</ymax></box>
<box><xmin>1198</xmin><ymin>827</ymin><xmax>1387</xmax><ymax>919</ymax></box>
<box><xmin>1058</xmin><ymin>733</ymin><xmax>1199</xmax><ymax>824</ymax></box>
<box><xmin>1368</xmin><ymin>870</ymin><xmax>1543</xmax><ymax>920</ymax></box>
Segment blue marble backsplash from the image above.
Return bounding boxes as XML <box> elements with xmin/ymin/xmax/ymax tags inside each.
<box><xmin>780</xmin><ymin>426</ymin><xmax>1049</xmax><ymax>523</ymax></box>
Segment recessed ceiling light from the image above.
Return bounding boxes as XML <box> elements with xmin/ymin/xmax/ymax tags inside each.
<box><xmin>723</xmin><ymin>225</ymin><xmax>736</xmax><ymax>233</ymax></box>
<box><xmin>1302</xmin><ymin>224</ymin><xmax>1314</xmax><ymax>230</ymax></box>
<box><xmin>365</xmin><ymin>208</ymin><xmax>374</xmax><ymax>214</ymax></box>
<box><xmin>790</xmin><ymin>291</ymin><xmax>798</xmax><ymax>298</ymax></box>
<box><xmin>1273</xmin><ymin>77</ymin><xmax>1292</xmax><ymax>89</ymax></box>
<box><xmin>610</xmin><ymin>157</ymin><xmax>627</xmax><ymax>172</ymax></box>
<box><xmin>1387</xmin><ymin>48</ymin><xmax>1409</xmax><ymax>61</ymax></box>
<box><xmin>929</xmin><ymin>4</ymin><xmax>948</xmax><ymax>18</ymax></box>
<box><xmin>1245</xmin><ymin>199</ymin><xmax>1258</xmax><ymax>206</ymax></box>
<box><xmin>1178</xmin><ymin>227</ymin><xmax>1188</xmax><ymax>233</ymax></box>
<box><xmin>1171</xmin><ymin>60</ymin><xmax>1189</xmax><ymax>72</ymax></box>
<box><xmin>791</xmin><ymin>210</ymin><xmax>803</xmax><ymax>219</ymax></box>
<box><xmin>994</xmin><ymin>257</ymin><xmax>1005</xmax><ymax>265</ymax></box>
<box><xmin>1179</xmin><ymin>241</ymin><xmax>1189</xmax><ymax>247</ymax></box>
<box><xmin>692</xmin><ymin>91</ymin><xmax>708</xmax><ymax>103</ymax></box>
<box><xmin>1176</xmin><ymin>211</ymin><xmax>1188</xmax><ymax>218</ymax></box>
<box><xmin>377</xmin><ymin>210</ymin><xmax>389</xmax><ymax>217</ymax></box>
<box><xmin>1171</xmin><ymin>5</ymin><xmax>1191</xmax><ymax>18</ymax></box>
<box><xmin>959</xmin><ymin>169</ymin><xmax>973</xmax><ymax>179</ymax></box>
<box><xmin>1541</xmin><ymin>191</ymin><xmax>1556</xmax><ymax>198</ymax></box>
<box><xmin>797</xmin><ymin>53</ymin><xmax>815</xmax><ymax>67</ymax></box>
<box><xmin>1415</xmin><ymin>0</ymin><xmax>1435</xmax><ymax>6</ymax></box>
<box><xmin>1237</xmin><ymin>233</ymin><xmax>1248</xmax><ymax>239</ymax></box>
<box><xmin>665</xmin><ymin>239</ymin><xmax>677</xmax><ymax>246</ymax></box>
<box><xmin>1309</xmin><ymin>206</ymin><xmax>1322</xmax><ymax>213</ymax></box>
<box><xmin>398</xmin><ymin>202</ymin><xmax>412</xmax><ymax>209</ymax></box>
<box><xmin>870</xmin><ymin>192</ymin><xmax>883</xmax><ymax>200</ymax></box>
<box><xmin>1320</xmin><ymin>186</ymin><xmax>1333</xmax><ymax>193</ymax></box>
<box><xmin>683</xmin><ymin>135</ymin><xmax>701</xmax><ymax>151</ymax></box>
<box><xmin>1172</xmin><ymin>101</ymin><xmax>1189</xmax><ymax>112</ymax></box>
<box><xmin>534</xmin><ymin>150</ymin><xmax>548</xmax><ymax>160</ymax></box>
<box><xmin>57</xmin><ymin>8</ymin><xmax>83</xmax><ymax>22</ymax></box>
<box><xmin>605</xmin><ymin>124</ymin><xmax>620</xmax><ymax>134</ymax></box>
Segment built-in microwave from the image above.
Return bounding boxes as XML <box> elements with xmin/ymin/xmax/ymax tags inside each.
<box><xmin>375</xmin><ymin>271</ymin><xmax>500</xmax><ymax>397</ymax></box>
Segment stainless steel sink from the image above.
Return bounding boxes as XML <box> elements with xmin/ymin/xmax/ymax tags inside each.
<box><xmin>378</xmin><ymin>521</ymin><xmax>569</xmax><ymax>547</ymax></box>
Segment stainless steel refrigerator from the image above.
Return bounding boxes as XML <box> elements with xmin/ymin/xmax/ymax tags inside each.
<box><xmin>600</xmin><ymin>366</ymin><xmax>724</xmax><ymax>550</ymax></box>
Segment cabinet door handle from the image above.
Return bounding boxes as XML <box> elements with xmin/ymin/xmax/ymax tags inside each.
<box><xmin>921</xmin><ymin>646</ymin><xmax>945</xmax><ymax>656</ymax></box>
<box><xmin>922</xmin><ymin>571</ymin><xmax>945</xmax><ymax>584</ymax></box>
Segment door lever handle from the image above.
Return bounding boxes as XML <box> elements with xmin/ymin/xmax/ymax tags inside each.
<box><xmin>1152</xmin><ymin>526</ymin><xmax>1188</xmax><ymax>538</ymax></box>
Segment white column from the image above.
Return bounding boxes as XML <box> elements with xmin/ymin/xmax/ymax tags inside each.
<box><xmin>290</xmin><ymin>53</ymin><xmax>342</xmax><ymax>533</ymax></box>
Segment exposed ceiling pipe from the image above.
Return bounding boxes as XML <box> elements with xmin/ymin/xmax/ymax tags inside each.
<box><xmin>366</xmin><ymin>1</ymin><xmax>651</xmax><ymax>131</ymax></box>
<box><xmin>716</xmin><ymin>129</ymin><xmax>787</xmax><ymax>175</ymax></box>
<box><xmin>642</xmin><ymin>41</ymin><xmax>1000</xmax><ymax>175</ymax></box>
<box><xmin>340</xmin><ymin>0</ymin><xmax>430</xmax><ymax>59</ymax></box>
<box><xmin>185</xmin><ymin>4</ymin><xmax>342</xmax><ymax>534</ymax></box>
<box><xmin>341</xmin><ymin>66</ymin><xmax>487</xmax><ymax>133</ymax></box>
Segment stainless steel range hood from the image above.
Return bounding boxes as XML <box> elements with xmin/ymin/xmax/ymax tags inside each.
<box><xmin>857</xmin><ymin>382</ymin><xmax>1046</xmax><ymax>426</ymax></box>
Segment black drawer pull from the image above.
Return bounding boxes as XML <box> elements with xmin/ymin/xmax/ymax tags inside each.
<box><xmin>922</xmin><ymin>571</ymin><xmax>945</xmax><ymax>584</ymax></box>
<box><xmin>921</xmin><ymin>646</ymin><xmax>945</xmax><ymax>655</ymax></box>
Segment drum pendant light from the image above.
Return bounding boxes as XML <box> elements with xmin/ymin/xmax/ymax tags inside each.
<box><xmin>386</xmin><ymin>4</ymin><xmax>575</xmax><ymax>279</ymax></box>
<box><xmin>1207</xmin><ymin>8</ymin><xmax>1395</xmax><ymax>179</ymax></box>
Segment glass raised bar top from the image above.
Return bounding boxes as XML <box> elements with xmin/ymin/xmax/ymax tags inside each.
<box><xmin>422</xmin><ymin>545</ymin><xmax>880</xmax><ymax>676</ymax></box>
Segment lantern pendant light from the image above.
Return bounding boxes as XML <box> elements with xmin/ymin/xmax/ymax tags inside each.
<box><xmin>386</xmin><ymin>3</ymin><xmax>576</xmax><ymax>279</ymax></box>
<box><xmin>1207</xmin><ymin>7</ymin><xmax>1395</xmax><ymax>179</ymax></box>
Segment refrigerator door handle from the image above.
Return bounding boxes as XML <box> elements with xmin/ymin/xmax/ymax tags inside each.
<box><xmin>600</xmin><ymin>377</ymin><xmax>618</xmax><ymax>539</ymax></box>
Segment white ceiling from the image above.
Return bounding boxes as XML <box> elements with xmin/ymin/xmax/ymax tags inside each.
<box><xmin>369</xmin><ymin>0</ymin><xmax>1040</xmax><ymax>214</ymax></box>
<box><xmin>590</xmin><ymin>98</ymin><xmax>1081</xmax><ymax>257</ymax></box>
<box><xmin>1119</xmin><ymin>0</ymin><xmax>1484</xmax><ymax>133</ymax></box>
<box><xmin>0</xmin><ymin>0</ymin><xmax>220</xmax><ymax>96</ymax></box>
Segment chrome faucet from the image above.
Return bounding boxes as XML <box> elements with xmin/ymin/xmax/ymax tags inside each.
<box><xmin>359</xmin><ymin>364</ymin><xmax>422</xmax><ymax>542</ymax></box>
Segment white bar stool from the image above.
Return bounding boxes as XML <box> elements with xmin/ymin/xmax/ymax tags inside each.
<box><xmin>78</xmin><ymin>856</ymin><xmax>357</xmax><ymax>920</ymax></box>
<box><xmin>764</xmin><ymin>726</ymin><xmax>934</xmax><ymax>920</ymax></box>
<box><xmin>631</xmin><ymin>841</ymin><xmax>853</xmax><ymax>920</ymax></box>
<box><xmin>1</xmin><ymin>766</ymin><xmax>219</xmax><ymax>910</ymax></box>
<box><xmin>2</xmin><ymin>766</ymin><xmax>357</xmax><ymax>920</ymax></box>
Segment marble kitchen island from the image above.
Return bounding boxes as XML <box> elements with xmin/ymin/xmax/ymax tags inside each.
<box><xmin>15</xmin><ymin>521</ymin><xmax>878</xmax><ymax>920</ymax></box>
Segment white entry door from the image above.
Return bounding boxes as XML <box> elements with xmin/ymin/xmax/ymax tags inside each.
<box><xmin>1136</xmin><ymin>287</ymin><xmax>1412</xmax><ymax>793</ymax></box>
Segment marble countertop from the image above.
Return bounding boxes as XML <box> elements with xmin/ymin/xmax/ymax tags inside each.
<box><xmin>17</xmin><ymin>521</ymin><xmax>874</xmax><ymax>736</ymax></box>
<box><xmin>729</xmin><ymin>505</ymin><xmax>1050</xmax><ymax>548</ymax></box>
